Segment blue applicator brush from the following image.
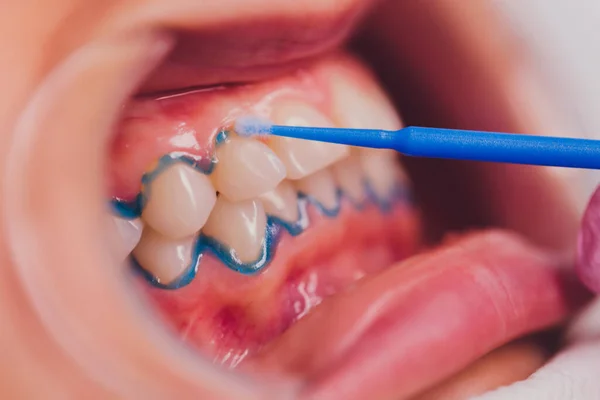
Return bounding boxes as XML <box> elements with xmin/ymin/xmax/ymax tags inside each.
<box><xmin>235</xmin><ymin>116</ymin><xmax>600</xmax><ymax>169</ymax></box>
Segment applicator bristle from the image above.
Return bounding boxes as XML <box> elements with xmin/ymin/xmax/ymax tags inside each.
<box><xmin>234</xmin><ymin>116</ymin><xmax>274</xmax><ymax>137</ymax></box>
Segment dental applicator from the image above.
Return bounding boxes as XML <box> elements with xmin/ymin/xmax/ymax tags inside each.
<box><xmin>235</xmin><ymin>116</ymin><xmax>600</xmax><ymax>170</ymax></box>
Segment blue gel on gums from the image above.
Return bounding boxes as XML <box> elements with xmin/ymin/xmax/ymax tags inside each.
<box><xmin>122</xmin><ymin>180</ymin><xmax>412</xmax><ymax>289</ymax></box>
<box><xmin>266</xmin><ymin>197</ymin><xmax>310</xmax><ymax>237</ymax></box>
<box><xmin>110</xmin><ymin>152</ymin><xmax>216</xmax><ymax>220</ymax></box>
<box><xmin>130</xmin><ymin>208</ymin><xmax>309</xmax><ymax>289</ymax></box>
<box><xmin>364</xmin><ymin>181</ymin><xmax>414</xmax><ymax>213</ymax></box>
<box><xmin>299</xmin><ymin>191</ymin><xmax>342</xmax><ymax>218</ymax></box>
<box><xmin>113</xmin><ymin>129</ymin><xmax>414</xmax><ymax>289</ymax></box>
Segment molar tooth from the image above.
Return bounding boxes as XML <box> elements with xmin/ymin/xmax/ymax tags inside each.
<box><xmin>332</xmin><ymin>156</ymin><xmax>367</xmax><ymax>204</ymax></box>
<box><xmin>111</xmin><ymin>217</ymin><xmax>143</xmax><ymax>261</ymax></box>
<box><xmin>331</xmin><ymin>74</ymin><xmax>403</xmax><ymax>130</ymax></box>
<box><xmin>258</xmin><ymin>180</ymin><xmax>299</xmax><ymax>223</ymax></box>
<box><xmin>142</xmin><ymin>163</ymin><xmax>216</xmax><ymax>239</ymax></box>
<box><xmin>360</xmin><ymin>149</ymin><xmax>409</xmax><ymax>200</ymax></box>
<box><xmin>295</xmin><ymin>168</ymin><xmax>338</xmax><ymax>210</ymax></box>
<box><xmin>213</xmin><ymin>137</ymin><xmax>286</xmax><ymax>201</ymax></box>
<box><xmin>202</xmin><ymin>196</ymin><xmax>267</xmax><ymax>263</ymax></box>
<box><xmin>132</xmin><ymin>228</ymin><xmax>195</xmax><ymax>285</ymax></box>
<box><xmin>270</xmin><ymin>101</ymin><xmax>349</xmax><ymax>179</ymax></box>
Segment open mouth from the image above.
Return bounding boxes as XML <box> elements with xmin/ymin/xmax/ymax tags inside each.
<box><xmin>6</xmin><ymin>1</ymin><xmax>593</xmax><ymax>399</ymax></box>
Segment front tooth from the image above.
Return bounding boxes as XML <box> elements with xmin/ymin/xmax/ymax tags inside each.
<box><xmin>142</xmin><ymin>163</ymin><xmax>216</xmax><ymax>239</ymax></box>
<box><xmin>332</xmin><ymin>156</ymin><xmax>367</xmax><ymax>204</ymax></box>
<box><xmin>202</xmin><ymin>196</ymin><xmax>267</xmax><ymax>263</ymax></box>
<box><xmin>330</xmin><ymin>74</ymin><xmax>403</xmax><ymax>130</ymax></box>
<box><xmin>359</xmin><ymin>149</ymin><xmax>408</xmax><ymax>200</ymax></box>
<box><xmin>132</xmin><ymin>228</ymin><xmax>195</xmax><ymax>285</ymax></box>
<box><xmin>270</xmin><ymin>101</ymin><xmax>349</xmax><ymax>179</ymax></box>
<box><xmin>212</xmin><ymin>136</ymin><xmax>286</xmax><ymax>202</ymax></box>
<box><xmin>295</xmin><ymin>168</ymin><xmax>338</xmax><ymax>210</ymax></box>
<box><xmin>111</xmin><ymin>217</ymin><xmax>143</xmax><ymax>261</ymax></box>
<box><xmin>258</xmin><ymin>180</ymin><xmax>299</xmax><ymax>223</ymax></box>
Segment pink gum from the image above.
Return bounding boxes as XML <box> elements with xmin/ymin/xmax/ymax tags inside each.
<box><xmin>139</xmin><ymin>201</ymin><xmax>421</xmax><ymax>361</ymax></box>
<box><xmin>109</xmin><ymin>54</ymin><xmax>380</xmax><ymax>201</ymax></box>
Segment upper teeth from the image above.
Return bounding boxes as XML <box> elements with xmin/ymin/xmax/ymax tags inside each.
<box><xmin>269</xmin><ymin>101</ymin><xmax>349</xmax><ymax>179</ymax></box>
<box><xmin>330</xmin><ymin>74</ymin><xmax>403</xmax><ymax>131</ymax></box>
<box><xmin>332</xmin><ymin>155</ymin><xmax>368</xmax><ymax>204</ymax></box>
<box><xmin>212</xmin><ymin>136</ymin><xmax>286</xmax><ymax>202</ymax></box>
<box><xmin>141</xmin><ymin>163</ymin><xmax>216</xmax><ymax>239</ymax></box>
<box><xmin>359</xmin><ymin>149</ymin><xmax>407</xmax><ymax>200</ymax></box>
<box><xmin>121</xmin><ymin>99</ymin><xmax>409</xmax><ymax>284</ymax></box>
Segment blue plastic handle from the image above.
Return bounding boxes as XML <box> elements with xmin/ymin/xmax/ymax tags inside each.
<box><xmin>269</xmin><ymin>125</ymin><xmax>600</xmax><ymax>169</ymax></box>
<box><xmin>395</xmin><ymin>127</ymin><xmax>600</xmax><ymax>169</ymax></box>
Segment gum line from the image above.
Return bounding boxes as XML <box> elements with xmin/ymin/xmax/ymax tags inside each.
<box><xmin>111</xmin><ymin>132</ymin><xmax>413</xmax><ymax>289</ymax></box>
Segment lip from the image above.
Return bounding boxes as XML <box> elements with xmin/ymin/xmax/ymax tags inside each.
<box><xmin>135</xmin><ymin>0</ymin><xmax>374</xmax><ymax>92</ymax></box>
<box><xmin>248</xmin><ymin>231</ymin><xmax>587</xmax><ymax>399</ymax></box>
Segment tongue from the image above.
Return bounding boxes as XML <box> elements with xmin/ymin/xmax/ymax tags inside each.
<box><xmin>245</xmin><ymin>230</ymin><xmax>589</xmax><ymax>400</ymax></box>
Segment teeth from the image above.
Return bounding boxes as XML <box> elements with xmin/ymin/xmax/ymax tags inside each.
<box><xmin>212</xmin><ymin>136</ymin><xmax>286</xmax><ymax>202</ymax></box>
<box><xmin>332</xmin><ymin>156</ymin><xmax>367</xmax><ymax>204</ymax></box>
<box><xmin>270</xmin><ymin>101</ymin><xmax>349</xmax><ymax>179</ymax></box>
<box><xmin>141</xmin><ymin>163</ymin><xmax>216</xmax><ymax>239</ymax></box>
<box><xmin>330</xmin><ymin>74</ymin><xmax>403</xmax><ymax>130</ymax></box>
<box><xmin>111</xmin><ymin>217</ymin><xmax>143</xmax><ymax>261</ymax></box>
<box><xmin>258</xmin><ymin>180</ymin><xmax>299</xmax><ymax>223</ymax></box>
<box><xmin>132</xmin><ymin>228</ymin><xmax>195</xmax><ymax>285</ymax></box>
<box><xmin>202</xmin><ymin>196</ymin><xmax>267</xmax><ymax>263</ymax></box>
<box><xmin>359</xmin><ymin>149</ymin><xmax>408</xmax><ymax>200</ymax></box>
<box><xmin>295</xmin><ymin>168</ymin><xmax>338</xmax><ymax>210</ymax></box>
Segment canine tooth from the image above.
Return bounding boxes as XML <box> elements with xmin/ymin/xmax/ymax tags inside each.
<box><xmin>270</xmin><ymin>101</ymin><xmax>349</xmax><ymax>179</ymax></box>
<box><xmin>213</xmin><ymin>137</ymin><xmax>286</xmax><ymax>201</ymax></box>
<box><xmin>332</xmin><ymin>156</ymin><xmax>367</xmax><ymax>204</ymax></box>
<box><xmin>202</xmin><ymin>197</ymin><xmax>267</xmax><ymax>263</ymax></box>
<box><xmin>331</xmin><ymin>74</ymin><xmax>402</xmax><ymax>130</ymax></box>
<box><xmin>295</xmin><ymin>168</ymin><xmax>338</xmax><ymax>210</ymax></box>
<box><xmin>259</xmin><ymin>180</ymin><xmax>299</xmax><ymax>222</ymax></box>
<box><xmin>111</xmin><ymin>217</ymin><xmax>143</xmax><ymax>261</ymax></box>
<box><xmin>360</xmin><ymin>149</ymin><xmax>408</xmax><ymax>200</ymax></box>
<box><xmin>142</xmin><ymin>163</ymin><xmax>216</xmax><ymax>239</ymax></box>
<box><xmin>132</xmin><ymin>228</ymin><xmax>195</xmax><ymax>285</ymax></box>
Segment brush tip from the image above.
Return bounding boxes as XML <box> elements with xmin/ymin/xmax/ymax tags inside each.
<box><xmin>234</xmin><ymin>116</ymin><xmax>273</xmax><ymax>137</ymax></box>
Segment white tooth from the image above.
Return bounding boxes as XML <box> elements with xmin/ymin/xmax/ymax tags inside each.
<box><xmin>212</xmin><ymin>136</ymin><xmax>286</xmax><ymax>201</ymax></box>
<box><xmin>359</xmin><ymin>149</ymin><xmax>409</xmax><ymax>200</ymax></box>
<box><xmin>330</xmin><ymin>74</ymin><xmax>403</xmax><ymax>130</ymax></box>
<box><xmin>202</xmin><ymin>197</ymin><xmax>267</xmax><ymax>263</ymax></box>
<box><xmin>258</xmin><ymin>180</ymin><xmax>299</xmax><ymax>222</ymax></box>
<box><xmin>111</xmin><ymin>217</ymin><xmax>143</xmax><ymax>261</ymax></box>
<box><xmin>295</xmin><ymin>168</ymin><xmax>338</xmax><ymax>210</ymax></box>
<box><xmin>132</xmin><ymin>228</ymin><xmax>195</xmax><ymax>285</ymax></box>
<box><xmin>142</xmin><ymin>163</ymin><xmax>216</xmax><ymax>239</ymax></box>
<box><xmin>332</xmin><ymin>156</ymin><xmax>367</xmax><ymax>204</ymax></box>
<box><xmin>270</xmin><ymin>101</ymin><xmax>349</xmax><ymax>179</ymax></box>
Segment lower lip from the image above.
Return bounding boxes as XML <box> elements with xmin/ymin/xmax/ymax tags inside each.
<box><xmin>247</xmin><ymin>230</ymin><xmax>589</xmax><ymax>400</ymax></box>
